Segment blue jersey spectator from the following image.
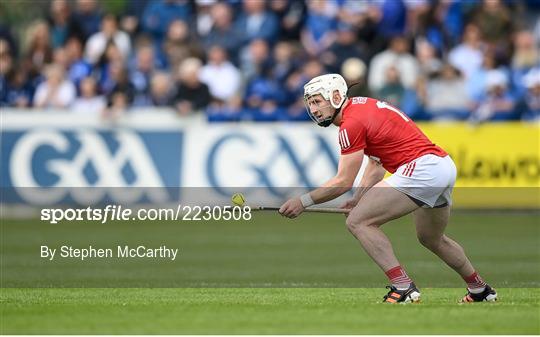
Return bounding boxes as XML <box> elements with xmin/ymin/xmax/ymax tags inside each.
<box><xmin>517</xmin><ymin>68</ymin><xmax>540</xmax><ymax>121</ymax></box>
<box><xmin>376</xmin><ymin>0</ymin><xmax>406</xmax><ymax>38</ymax></box>
<box><xmin>1</xmin><ymin>68</ymin><xmax>34</xmax><ymax>108</ymax></box>
<box><xmin>64</xmin><ymin>37</ymin><xmax>92</xmax><ymax>91</ymax></box>
<box><xmin>321</xmin><ymin>23</ymin><xmax>366</xmax><ymax>73</ymax></box>
<box><xmin>235</xmin><ymin>0</ymin><xmax>280</xmax><ymax>45</ymax></box>
<box><xmin>141</xmin><ymin>0</ymin><xmax>191</xmax><ymax>44</ymax></box>
<box><xmin>472</xmin><ymin>69</ymin><xmax>519</xmax><ymax>122</ymax></box>
<box><xmin>301</xmin><ymin>0</ymin><xmax>338</xmax><ymax>56</ymax></box>
<box><xmin>203</xmin><ymin>2</ymin><xmax>244</xmax><ymax>64</ymax></box>
<box><xmin>72</xmin><ymin>0</ymin><xmax>102</xmax><ymax>41</ymax></box>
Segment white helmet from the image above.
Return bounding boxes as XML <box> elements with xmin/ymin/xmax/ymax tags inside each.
<box><xmin>304</xmin><ymin>73</ymin><xmax>348</xmax><ymax>126</ymax></box>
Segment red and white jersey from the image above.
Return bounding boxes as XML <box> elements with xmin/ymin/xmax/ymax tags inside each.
<box><xmin>338</xmin><ymin>97</ymin><xmax>447</xmax><ymax>173</ymax></box>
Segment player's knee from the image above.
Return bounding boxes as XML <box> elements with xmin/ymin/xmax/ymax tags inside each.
<box><xmin>417</xmin><ymin>234</ymin><xmax>442</xmax><ymax>251</ymax></box>
<box><xmin>345</xmin><ymin>216</ymin><xmax>360</xmax><ymax>234</ymax></box>
<box><xmin>346</xmin><ymin>216</ymin><xmax>375</xmax><ymax>235</ymax></box>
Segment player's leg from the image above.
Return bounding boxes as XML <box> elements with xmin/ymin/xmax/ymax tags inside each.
<box><xmin>346</xmin><ymin>180</ymin><xmax>421</xmax><ymax>302</ymax></box>
<box><xmin>414</xmin><ymin>206</ymin><xmax>497</xmax><ymax>302</ymax></box>
<box><xmin>346</xmin><ymin>180</ymin><xmax>417</xmax><ymax>271</ymax></box>
<box><xmin>414</xmin><ymin>206</ymin><xmax>474</xmax><ymax>276</ymax></box>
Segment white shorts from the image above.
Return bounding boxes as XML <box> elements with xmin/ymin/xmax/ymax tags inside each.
<box><xmin>385</xmin><ymin>154</ymin><xmax>457</xmax><ymax>208</ymax></box>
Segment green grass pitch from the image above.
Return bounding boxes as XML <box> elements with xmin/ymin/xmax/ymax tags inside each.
<box><xmin>2</xmin><ymin>288</ymin><xmax>539</xmax><ymax>334</ymax></box>
<box><xmin>1</xmin><ymin>211</ymin><xmax>539</xmax><ymax>334</ymax></box>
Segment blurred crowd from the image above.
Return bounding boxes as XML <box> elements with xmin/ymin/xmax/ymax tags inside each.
<box><xmin>1</xmin><ymin>0</ymin><xmax>539</xmax><ymax>122</ymax></box>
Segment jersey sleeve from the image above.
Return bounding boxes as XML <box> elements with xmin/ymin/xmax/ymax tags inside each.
<box><xmin>339</xmin><ymin>121</ymin><xmax>367</xmax><ymax>155</ymax></box>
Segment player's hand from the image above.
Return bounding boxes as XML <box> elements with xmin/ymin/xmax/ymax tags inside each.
<box><xmin>340</xmin><ymin>198</ymin><xmax>358</xmax><ymax>217</ymax></box>
<box><xmin>279</xmin><ymin>198</ymin><xmax>305</xmax><ymax>219</ymax></box>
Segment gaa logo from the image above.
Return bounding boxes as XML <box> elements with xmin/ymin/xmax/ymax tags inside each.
<box><xmin>1</xmin><ymin>129</ymin><xmax>182</xmax><ymax>205</ymax></box>
<box><xmin>206</xmin><ymin>132</ymin><xmax>339</xmax><ymax>197</ymax></box>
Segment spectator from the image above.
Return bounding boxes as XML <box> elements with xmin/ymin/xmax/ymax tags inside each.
<box><xmin>244</xmin><ymin>66</ymin><xmax>286</xmax><ymax>122</ymax></box>
<box><xmin>85</xmin><ymin>14</ymin><xmax>131</xmax><ymax>65</ymax></box>
<box><xmin>376</xmin><ymin>66</ymin><xmax>405</xmax><ymax>108</ymax></box>
<box><xmin>517</xmin><ymin>67</ymin><xmax>540</xmax><ymax>121</ymax></box>
<box><xmin>129</xmin><ymin>45</ymin><xmax>158</xmax><ymax>106</ymax></box>
<box><xmin>0</xmin><ymin>19</ymin><xmax>18</xmax><ymax>58</ymax></box>
<box><xmin>240</xmin><ymin>39</ymin><xmax>272</xmax><ymax>83</ymax></box>
<box><xmin>71</xmin><ymin>76</ymin><xmax>106</xmax><ymax>115</ymax></box>
<box><xmin>104</xmin><ymin>91</ymin><xmax>129</xmax><ymax>120</ymax></box>
<box><xmin>1</xmin><ymin>41</ymin><xmax>33</xmax><ymax>108</ymax></box>
<box><xmin>162</xmin><ymin>19</ymin><xmax>204</xmax><ymax>71</ymax></box>
<box><xmin>72</xmin><ymin>0</ymin><xmax>102</xmax><ymax>41</ymax></box>
<box><xmin>104</xmin><ymin>66</ymin><xmax>134</xmax><ymax>119</ymax></box>
<box><xmin>472</xmin><ymin>0</ymin><xmax>513</xmax><ymax>52</ymax></box>
<box><xmin>321</xmin><ymin>23</ymin><xmax>366</xmax><ymax>73</ymax></box>
<box><xmin>448</xmin><ymin>23</ymin><xmax>485</xmax><ymax>80</ymax></box>
<box><xmin>64</xmin><ymin>36</ymin><xmax>92</xmax><ymax>90</ymax></box>
<box><xmin>52</xmin><ymin>46</ymin><xmax>70</xmax><ymax>71</ymax></box>
<box><xmin>343</xmin><ymin>2</ymin><xmax>385</xmax><ymax>60</ymax></box>
<box><xmin>199</xmin><ymin>45</ymin><xmax>242</xmax><ymax>104</ymax></box>
<box><xmin>512</xmin><ymin>29</ymin><xmax>540</xmax><ymax>71</ymax></box>
<box><xmin>47</xmin><ymin>0</ymin><xmax>81</xmax><ymax>48</ymax></box>
<box><xmin>33</xmin><ymin>63</ymin><xmax>76</xmax><ymax>109</ymax></box>
<box><xmin>302</xmin><ymin>58</ymin><xmax>325</xmax><ymax>86</ymax></box>
<box><xmin>472</xmin><ymin>69</ymin><xmax>518</xmax><ymax>122</ymax></box>
<box><xmin>141</xmin><ymin>0</ymin><xmax>191</xmax><ymax>44</ymax></box>
<box><xmin>467</xmin><ymin>50</ymin><xmax>506</xmax><ymax>101</ymax></box>
<box><xmin>1</xmin><ymin>38</ymin><xmax>13</xmax><ymax>97</ymax></box>
<box><xmin>403</xmin><ymin>0</ymin><xmax>430</xmax><ymax>34</ymax></box>
<box><xmin>99</xmin><ymin>59</ymin><xmax>124</xmax><ymax>96</ymax></box>
<box><xmin>374</xmin><ymin>0</ymin><xmax>407</xmax><ymax>38</ymax></box>
<box><xmin>511</xmin><ymin>29</ymin><xmax>540</xmax><ymax>96</ymax></box>
<box><xmin>96</xmin><ymin>41</ymin><xmax>125</xmax><ymax>94</ymax></box>
<box><xmin>412</xmin><ymin>0</ymin><xmax>455</xmax><ymax>54</ymax></box>
<box><xmin>336</xmin><ymin>0</ymin><xmax>370</xmax><ymax>28</ymax></box>
<box><xmin>270</xmin><ymin>40</ymin><xmax>298</xmax><ymax>83</ymax></box>
<box><xmin>414</xmin><ymin>39</ymin><xmax>442</xmax><ymax>78</ymax></box>
<box><xmin>193</xmin><ymin>0</ymin><xmax>216</xmax><ymax>38</ymax></box>
<box><xmin>146</xmin><ymin>72</ymin><xmax>174</xmax><ymax>107</ymax></box>
<box><xmin>174</xmin><ymin>57</ymin><xmax>211</xmax><ymax>115</ymax></box>
<box><xmin>203</xmin><ymin>44</ymin><xmax>244</xmax><ymax>121</ymax></box>
<box><xmin>120</xmin><ymin>0</ymin><xmax>151</xmax><ymax>38</ymax></box>
<box><xmin>269</xmin><ymin>0</ymin><xmax>306</xmax><ymax>41</ymax></box>
<box><xmin>23</xmin><ymin>20</ymin><xmax>53</xmax><ymax>79</ymax></box>
<box><xmin>203</xmin><ymin>2</ymin><xmax>243</xmax><ymax>63</ymax></box>
<box><xmin>1</xmin><ymin>67</ymin><xmax>34</xmax><ymax>108</ymax></box>
<box><xmin>368</xmin><ymin>35</ymin><xmax>418</xmax><ymax>92</ymax></box>
<box><xmin>424</xmin><ymin>63</ymin><xmax>471</xmax><ymax>120</ymax></box>
<box><xmin>301</xmin><ymin>0</ymin><xmax>338</xmax><ymax>57</ymax></box>
<box><xmin>438</xmin><ymin>0</ymin><xmax>466</xmax><ymax>45</ymax></box>
<box><xmin>235</xmin><ymin>0</ymin><xmax>280</xmax><ymax>45</ymax></box>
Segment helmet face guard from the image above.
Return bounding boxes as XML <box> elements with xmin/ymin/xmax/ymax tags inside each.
<box><xmin>303</xmin><ymin>94</ymin><xmax>338</xmax><ymax>127</ymax></box>
<box><xmin>303</xmin><ymin>74</ymin><xmax>348</xmax><ymax>127</ymax></box>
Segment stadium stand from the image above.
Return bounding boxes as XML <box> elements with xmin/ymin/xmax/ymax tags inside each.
<box><xmin>0</xmin><ymin>0</ymin><xmax>539</xmax><ymax>122</ymax></box>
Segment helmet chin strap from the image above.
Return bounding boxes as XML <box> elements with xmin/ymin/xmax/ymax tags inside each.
<box><xmin>317</xmin><ymin>106</ymin><xmax>342</xmax><ymax>127</ymax></box>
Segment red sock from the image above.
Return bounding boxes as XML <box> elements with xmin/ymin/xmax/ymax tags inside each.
<box><xmin>385</xmin><ymin>266</ymin><xmax>412</xmax><ymax>289</ymax></box>
<box><xmin>463</xmin><ymin>272</ymin><xmax>486</xmax><ymax>292</ymax></box>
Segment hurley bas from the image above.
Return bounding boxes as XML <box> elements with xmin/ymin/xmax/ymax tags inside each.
<box><xmin>40</xmin><ymin>245</ymin><xmax>179</xmax><ymax>261</ymax></box>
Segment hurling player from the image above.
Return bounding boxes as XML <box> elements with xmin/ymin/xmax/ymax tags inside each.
<box><xmin>279</xmin><ymin>74</ymin><xmax>497</xmax><ymax>303</ymax></box>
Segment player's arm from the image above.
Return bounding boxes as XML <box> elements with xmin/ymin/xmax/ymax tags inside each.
<box><xmin>352</xmin><ymin>158</ymin><xmax>386</xmax><ymax>202</ymax></box>
<box><xmin>279</xmin><ymin>150</ymin><xmax>364</xmax><ymax>218</ymax></box>
<box><xmin>312</xmin><ymin>150</ymin><xmax>365</xmax><ymax>204</ymax></box>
